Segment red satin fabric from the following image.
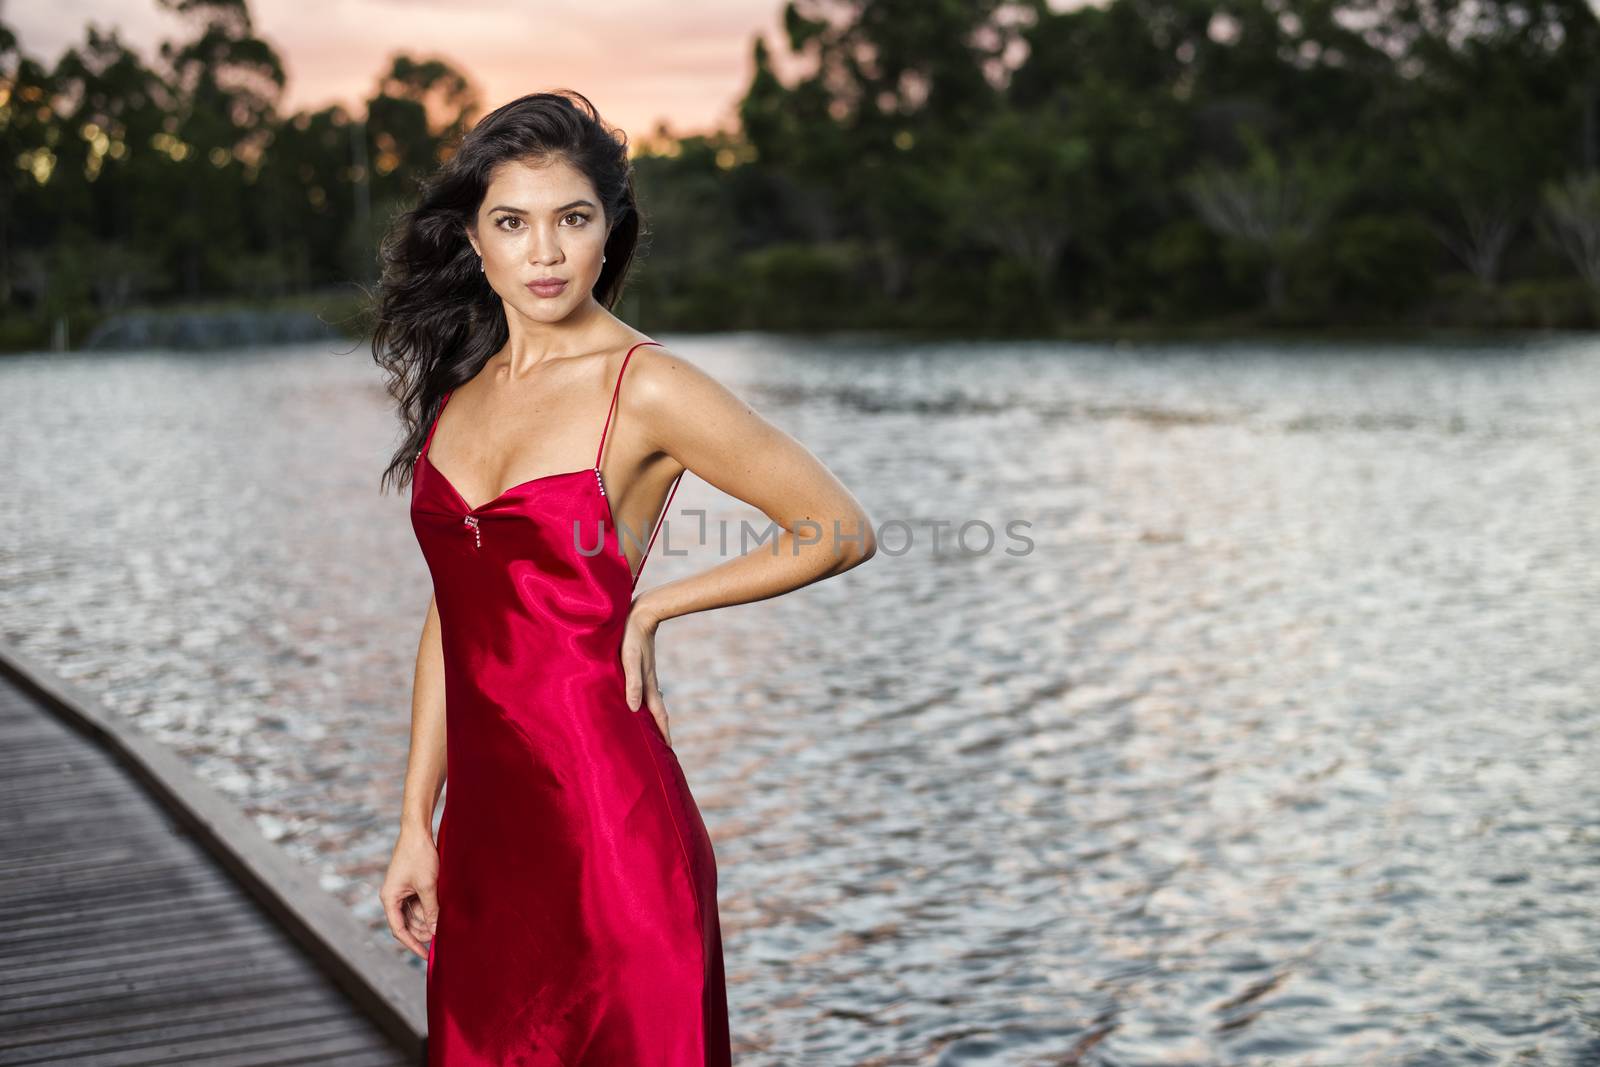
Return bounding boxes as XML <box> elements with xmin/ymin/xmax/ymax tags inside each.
<box><xmin>410</xmin><ymin>340</ymin><xmax>730</xmax><ymax>1065</ymax></box>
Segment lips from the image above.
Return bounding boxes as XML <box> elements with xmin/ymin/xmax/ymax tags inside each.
<box><xmin>526</xmin><ymin>279</ymin><xmax>567</xmax><ymax>296</ymax></box>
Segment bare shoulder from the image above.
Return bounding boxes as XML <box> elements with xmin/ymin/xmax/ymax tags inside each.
<box><xmin>617</xmin><ymin>341</ymin><xmax>760</xmax><ymax>442</ymax></box>
<box><xmin>609</xmin><ymin>339</ymin><xmax>875</xmax><ymax>559</ymax></box>
<box><xmin>621</xmin><ymin>340</ymin><xmax>736</xmax><ymax>403</ymax></box>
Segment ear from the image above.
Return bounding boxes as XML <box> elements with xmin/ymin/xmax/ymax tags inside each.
<box><xmin>464</xmin><ymin>222</ymin><xmax>481</xmax><ymax>260</ymax></box>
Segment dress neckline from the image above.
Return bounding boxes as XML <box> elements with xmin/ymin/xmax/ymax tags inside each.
<box><xmin>421</xmin><ymin>449</ymin><xmax>599</xmax><ymax>516</ymax></box>
<box><xmin>413</xmin><ymin>339</ymin><xmax>682</xmax><ymax>588</ymax></box>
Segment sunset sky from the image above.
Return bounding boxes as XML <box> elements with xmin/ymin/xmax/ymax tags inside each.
<box><xmin>12</xmin><ymin>0</ymin><xmax>814</xmax><ymax>142</ymax></box>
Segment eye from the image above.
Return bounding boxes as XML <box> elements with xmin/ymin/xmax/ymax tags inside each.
<box><xmin>495</xmin><ymin>215</ymin><xmax>522</xmax><ymax>231</ymax></box>
<box><xmin>563</xmin><ymin>212</ymin><xmax>590</xmax><ymax>226</ymax></box>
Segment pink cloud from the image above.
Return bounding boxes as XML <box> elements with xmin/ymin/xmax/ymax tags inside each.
<box><xmin>7</xmin><ymin>0</ymin><xmax>800</xmax><ymax>140</ymax></box>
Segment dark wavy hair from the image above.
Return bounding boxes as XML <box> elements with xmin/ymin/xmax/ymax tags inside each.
<box><xmin>369</xmin><ymin>90</ymin><xmax>645</xmax><ymax>494</ymax></box>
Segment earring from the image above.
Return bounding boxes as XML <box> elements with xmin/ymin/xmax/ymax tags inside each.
<box><xmin>479</xmin><ymin>257</ymin><xmax>484</xmax><ymax>272</ymax></box>
<box><xmin>602</xmin><ymin>255</ymin><xmax>607</xmax><ymax>263</ymax></box>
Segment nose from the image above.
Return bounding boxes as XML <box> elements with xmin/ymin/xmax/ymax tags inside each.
<box><xmin>528</xmin><ymin>224</ymin><xmax>562</xmax><ymax>264</ymax></box>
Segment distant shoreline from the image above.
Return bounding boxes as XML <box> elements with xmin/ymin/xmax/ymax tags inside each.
<box><xmin>2</xmin><ymin>292</ymin><xmax>1593</xmax><ymax>355</ymax></box>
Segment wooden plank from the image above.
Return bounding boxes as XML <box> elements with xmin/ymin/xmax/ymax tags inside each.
<box><xmin>0</xmin><ymin>985</ymin><xmax>339</xmax><ymax>1048</ymax></box>
<box><xmin>0</xmin><ymin>986</ymin><xmax>347</xmax><ymax>1057</ymax></box>
<box><xmin>2</xmin><ymin>925</ymin><xmax>287</xmax><ymax>974</ymax></box>
<box><xmin>0</xmin><ymin>648</ymin><xmax>423</xmax><ymax>1065</ymax></box>
<box><xmin>6</xmin><ymin>883</ymin><xmax>242</xmax><ymax>929</ymax></box>
<box><xmin>122</xmin><ymin>1022</ymin><xmax>412</xmax><ymax>1067</ymax></box>
<box><xmin>0</xmin><ymin>930</ymin><xmax>289</xmax><ymax>987</ymax></box>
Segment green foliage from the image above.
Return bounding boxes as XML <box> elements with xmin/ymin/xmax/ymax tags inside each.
<box><xmin>728</xmin><ymin>241</ymin><xmax>869</xmax><ymax>330</ymax></box>
<box><xmin>1540</xmin><ymin>172</ymin><xmax>1600</xmax><ymax>290</ymax></box>
<box><xmin>3</xmin><ymin>0</ymin><xmax>1598</xmax><ymax>347</ymax></box>
<box><xmin>1317</xmin><ymin>213</ymin><xmax>1439</xmax><ymax>316</ymax></box>
<box><xmin>0</xmin><ymin>3</ymin><xmax>478</xmax><ymax>344</ymax></box>
<box><xmin>1429</xmin><ymin>273</ymin><xmax>1600</xmax><ymax>329</ymax></box>
<box><xmin>1144</xmin><ymin>219</ymin><xmax>1234</xmax><ymax>321</ymax></box>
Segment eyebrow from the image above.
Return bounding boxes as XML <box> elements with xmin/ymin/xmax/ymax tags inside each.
<box><xmin>487</xmin><ymin>200</ymin><xmax>596</xmax><ymax>215</ymax></box>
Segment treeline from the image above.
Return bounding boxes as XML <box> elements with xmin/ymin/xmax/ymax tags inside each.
<box><xmin>2</xmin><ymin>0</ymin><xmax>1598</xmax><ymax>349</ymax></box>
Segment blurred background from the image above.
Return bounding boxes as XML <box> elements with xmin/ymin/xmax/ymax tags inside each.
<box><xmin>3</xmin><ymin>0</ymin><xmax>1599</xmax><ymax>347</ymax></box>
<box><xmin>2</xmin><ymin>1</ymin><xmax>1598</xmax><ymax>1064</ymax></box>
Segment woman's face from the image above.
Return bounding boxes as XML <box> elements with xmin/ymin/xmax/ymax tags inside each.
<box><xmin>467</xmin><ymin>155</ymin><xmax>607</xmax><ymax>322</ymax></box>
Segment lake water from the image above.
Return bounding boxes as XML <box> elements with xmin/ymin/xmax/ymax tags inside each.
<box><xmin>1</xmin><ymin>333</ymin><xmax>1596</xmax><ymax>1065</ymax></box>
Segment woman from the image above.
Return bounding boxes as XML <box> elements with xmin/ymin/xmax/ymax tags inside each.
<box><xmin>371</xmin><ymin>90</ymin><xmax>876</xmax><ymax>1066</ymax></box>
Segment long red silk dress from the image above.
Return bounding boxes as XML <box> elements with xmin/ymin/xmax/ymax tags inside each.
<box><xmin>410</xmin><ymin>340</ymin><xmax>731</xmax><ymax>1065</ymax></box>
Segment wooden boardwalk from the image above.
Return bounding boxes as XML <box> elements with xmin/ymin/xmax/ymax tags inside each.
<box><xmin>0</xmin><ymin>666</ymin><xmax>422</xmax><ymax>1066</ymax></box>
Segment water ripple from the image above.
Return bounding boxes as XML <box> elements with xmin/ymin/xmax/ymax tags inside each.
<box><xmin>1</xmin><ymin>334</ymin><xmax>1597</xmax><ymax>1063</ymax></box>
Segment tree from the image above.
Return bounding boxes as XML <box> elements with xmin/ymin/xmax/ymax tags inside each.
<box><xmin>0</xmin><ymin>18</ymin><xmax>58</xmax><ymax>307</ymax></box>
<box><xmin>1182</xmin><ymin>127</ymin><xmax>1344</xmax><ymax>315</ymax></box>
<box><xmin>937</xmin><ymin>104</ymin><xmax>1084</xmax><ymax>305</ymax></box>
<box><xmin>153</xmin><ymin>0</ymin><xmax>286</xmax><ymax>294</ymax></box>
<box><xmin>1541</xmin><ymin>172</ymin><xmax>1600</xmax><ymax>290</ymax></box>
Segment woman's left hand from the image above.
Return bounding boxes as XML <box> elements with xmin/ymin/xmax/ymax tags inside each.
<box><xmin>622</xmin><ymin>597</ymin><xmax>671</xmax><ymax>747</ymax></box>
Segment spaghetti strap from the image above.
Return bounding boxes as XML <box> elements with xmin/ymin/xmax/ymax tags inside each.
<box><xmin>593</xmin><ymin>340</ymin><xmax>681</xmax><ymax>587</ymax></box>
<box><xmin>419</xmin><ymin>389</ymin><xmax>454</xmax><ymax>461</ymax></box>
<box><xmin>594</xmin><ymin>341</ymin><xmax>662</xmax><ymax>468</ymax></box>
<box><xmin>634</xmin><ymin>468</ymin><xmax>684</xmax><ymax>588</ymax></box>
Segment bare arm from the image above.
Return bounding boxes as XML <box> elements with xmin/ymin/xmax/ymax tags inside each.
<box><xmin>400</xmin><ymin>594</ymin><xmax>447</xmax><ymax>836</ymax></box>
<box><xmin>624</xmin><ymin>345</ymin><xmax>877</xmax><ymax>629</ymax></box>
<box><xmin>381</xmin><ymin>593</ymin><xmax>447</xmax><ymax>958</ymax></box>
